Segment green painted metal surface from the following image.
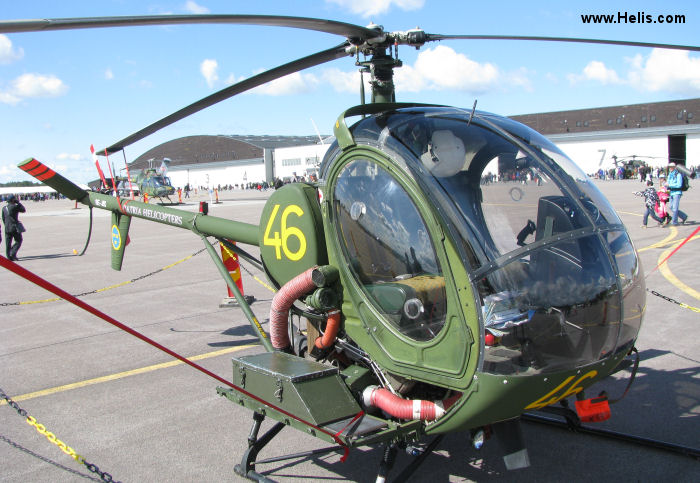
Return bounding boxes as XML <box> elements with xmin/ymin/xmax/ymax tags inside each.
<box><xmin>258</xmin><ymin>183</ymin><xmax>327</xmax><ymax>287</ymax></box>
<box><xmin>230</xmin><ymin>352</ymin><xmax>360</xmax><ymax>426</ymax></box>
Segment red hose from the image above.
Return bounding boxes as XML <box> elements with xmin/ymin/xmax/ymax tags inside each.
<box><xmin>315</xmin><ymin>309</ymin><xmax>341</xmax><ymax>349</ymax></box>
<box><xmin>269</xmin><ymin>267</ymin><xmax>316</xmax><ymax>350</ymax></box>
<box><xmin>362</xmin><ymin>386</ymin><xmax>459</xmax><ymax>421</ymax></box>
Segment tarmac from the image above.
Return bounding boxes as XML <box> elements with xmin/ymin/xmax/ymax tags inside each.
<box><xmin>1</xmin><ymin>180</ymin><xmax>698</xmax><ymax>482</ymax></box>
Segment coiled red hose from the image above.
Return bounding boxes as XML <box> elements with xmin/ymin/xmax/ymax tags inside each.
<box><xmin>362</xmin><ymin>386</ymin><xmax>459</xmax><ymax>421</ymax></box>
<box><xmin>269</xmin><ymin>268</ymin><xmax>316</xmax><ymax>350</ymax></box>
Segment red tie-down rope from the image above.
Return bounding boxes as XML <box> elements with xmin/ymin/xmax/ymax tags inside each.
<box><xmin>647</xmin><ymin>225</ymin><xmax>700</xmax><ymax>275</ymax></box>
<box><xmin>0</xmin><ymin>256</ymin><xmax>352</xmax><ymax>460</ymax></box>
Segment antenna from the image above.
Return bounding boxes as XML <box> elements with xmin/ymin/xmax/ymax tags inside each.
<box><xmin>468</xmin><ymin>99</ymin><xmax>477</xmax><ymax>126</ymax></box>
<box><xmin>310</xmin><ymin>118</ymin><xmax>325</xmax><ymax>145</ymax></box>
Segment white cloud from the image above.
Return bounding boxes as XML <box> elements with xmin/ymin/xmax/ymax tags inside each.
<box><xmin>321</xmin><ymin>46</ymin><xmax>529</xmax><ymax>97</ymax></box>
<box><xmin>568</xmin><ymin>60</ymin><xmax>621</xmax><ymax>85</ymax></box>
<box><xmin>321</xmin><ymin>68</ymin><xmax>371</xmax><ymax>94</ymax></box>
<box><xmin>325</xmin><ymin>0</ymin><xmax>424</xmax><ymax>17</ymax></box>
<box><xmin>545</xmin><ymin>72</ymin><xmax>559</xmax><ymax>83</ymax></box>
<box><xmin>225</xmin><ymin>73</ymin><xmax>241</xmax><ymax>85</ymax></box>
<box><xmin>398</xmin><ymin>45</ymin><xmax>500</xmax><ymax>93</ymax></box>
<box><xmin>184</xmin><ymin>1</ymin><xmax>210</xmax><ymax>14</ymax></box>
<box><xmin>250</xmin><ymin>72</ymin><xmax>319</xmax><ymax>96</ymax></box>
<box><xmin>0</xmin><ymin>34</ymin><xmax>24</xmax><ymax>64</ymax></box>
<box><xmin>0</xmin><ymin>73</ymin><xmax>68</xmax><ymax>104</ymax></box>
<box><xmin>200</xmin><ymin>59</ymin><xmax>219</xmax><ymax>88</ymax></box>
<box><xmin>627</xmin><ymin>49</ymin><xmax>700</xmax><ymax>95</ymax></box>
<box><xmin>13</xmin><ymin>73</ymin><xmax>68</xmax><ymax>97</ymax></box>
<box><xmin>56</xmin><ymin>153</ymin><xmax>82</xmax><ymax>161</ymax></box>
<box><xmin>0</xmin><ymin>92</ymin><xmax>21</xmax><ymax>104</ymax></box>
<box><xmin>104</xmin><ymin>68</ymin><xmax>114</xmax><ymax>80</ymax></box>
<box><xmin>567</xmin><ymin>49</ymin><xmax>700</xmax><ymax>95</ymax></box>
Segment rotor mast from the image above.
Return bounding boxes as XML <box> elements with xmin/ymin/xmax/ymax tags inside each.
<box><xmin>355</xmin><ymin>24</ymin><xmax>428</xmax><ymax>104</ymax></box>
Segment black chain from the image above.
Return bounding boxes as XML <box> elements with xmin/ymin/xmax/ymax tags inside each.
<box><xmin>1</xmin><ymin>387</ymin><xmax>120</xmax><ymax>482</ymax></box>
<box><xmin>649</xmin><ymin>289</ymin><xmax>684</xmax><ymax>306</ymax></box>
<box><xmin>648</xmin><ymin>289</ymin><xmax>700</xmax><ymax>313</ymax></box>
<box><xmin>1</xmin><ymin>387</ymin><xmax>27</xmax><ymax>417</ymax></box>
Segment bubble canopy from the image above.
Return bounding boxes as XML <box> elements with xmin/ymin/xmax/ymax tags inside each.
<box><xmin>325</xmin><ymin>107</ymin><xmax>644</xmax><ymax>375</ymax></box>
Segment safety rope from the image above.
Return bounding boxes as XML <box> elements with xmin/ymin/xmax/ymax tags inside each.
<box><xmin>1</xmin><ymin>387</ymin><xmax>119</xmax><ymax>482</ymax></box>
<box><xmin>0</xmin><ymin>256</ymin><xmax>351</xmax><ymax>459</ymax></box>
<box><xmin>647</xmin><ymin>225</ymin><xmax>700</xmax><ymax>275</ymax></box>
<box><xmin>0</xmin><ymin>246</ymin><xmax>207</xmax><ymax>307</ymax></box>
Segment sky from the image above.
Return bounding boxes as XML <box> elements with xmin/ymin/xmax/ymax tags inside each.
<box><xmin>1</xmin><ymin>0</ymin><xmax>699</xmax><ymax>184</ymax></box>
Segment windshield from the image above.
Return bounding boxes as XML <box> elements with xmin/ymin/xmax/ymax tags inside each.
<box><xmin>370</xmin><ymin>108</ymin><xmax>645</xmax><ymax>375</ymax></box>
<box><xmin>152</xmin><ymin>176</ymin><xmax>169</xmax><ymax>187</ymax></box>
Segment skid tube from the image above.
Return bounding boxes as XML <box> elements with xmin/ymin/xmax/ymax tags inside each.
<box><xmin>235</xmin><ymin>411</ymin><xmax>447</xmax><ymax>483</ymax></box>
<box><xmin>235</xmin><ymin>412</ymin><xmax>345</xmax><ymax>482</ymax></box>
<box><xmin>522</xmin><ymin>410</ymin><xmax>700</xmax><ymax>460</ymax></box>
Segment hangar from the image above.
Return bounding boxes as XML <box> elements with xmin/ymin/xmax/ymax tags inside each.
<box><xmin>511</xmin><ymin>97</ymin><xmax>700</xmax><ymax>175</ymax></box>
<box><xmin>121</xmin><ymin>98</ymin><xmax>699</xmax><ymax>190</ymax></box>
<box><xmin>128</xmin><ymin>134</ymin><xmax>322</xmax><ymax>190</ymax></box>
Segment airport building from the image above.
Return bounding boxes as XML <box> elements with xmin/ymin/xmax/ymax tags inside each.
<box><xmin>127</xmin><ymin>98</ymin><xmax>699</xmax><ymax>189</ymax></box>
<box><xmin>129</xmin><ymin>134</ymin><xmax>324</xmax><ymax>190</ymax></box>
<box><xmin>511</xmin><ymin>97</ymin><xmax>700</xmax><ymax>175</ymax></box>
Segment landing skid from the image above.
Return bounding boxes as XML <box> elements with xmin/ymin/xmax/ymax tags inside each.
<box><xmin>235</xmin><ymin>412</ymin><xmax>444</xmax><ymax>483</ymax></box>
<box><xmin>234</xmin><ymin>411</ymin><xmax>343</xmax><ymax>482</ymax></box>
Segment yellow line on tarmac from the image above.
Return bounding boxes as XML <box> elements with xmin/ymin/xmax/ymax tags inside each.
<box><xmin>2</xmin><ymin>344</ymin><xmax>257</xmax><ymax>404</ymax></box>
<box><xmin>658</xmin><ymin>238</ymin><xmax>700</xmax><ymax>301</ymax></box>
<box><xmin>637</xmin><ymin>226</ymin><xmax>680</xmax><ymax>253</ymax></box>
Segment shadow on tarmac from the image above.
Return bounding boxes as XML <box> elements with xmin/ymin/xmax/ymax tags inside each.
<box><xmin>227</xmin><ymin>346</ymin><xmax>700</xmax><ymax>482</ymax></box>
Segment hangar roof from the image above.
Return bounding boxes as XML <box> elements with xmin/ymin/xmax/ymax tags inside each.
<box><xmin>511</xmin><ymin>98</ymin><xmax>700</xmax><ymax>135</ymax></box>
<box><xmin>129</xmin><ymin>134</ymin><xmax>322</xmax><ymax>170</ymax></box>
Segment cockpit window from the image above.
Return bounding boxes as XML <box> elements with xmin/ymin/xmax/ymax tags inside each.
<box><xmin>364</xmin><ymin>108</ymin><xmax>644</xmax><ymax>375</ymax></box>
<box><xmin>481</xmin><ymin>114</ymin><xmax>622</xmax><ymax>226</ymax></box>
<box><xmin>334</xmin><ymin>159</ymin><xmax>447</xmax><ymax>341</ymax></box>
<box><xmin>392</xmin><ymin>116</ymin><xmax>590</xmax><ymax>260</ymax></box>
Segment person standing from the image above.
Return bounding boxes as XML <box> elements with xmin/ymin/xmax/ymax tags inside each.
<box><xmin>2</xmin><ymin>194</ymin><xmax>26</xmax><ymax>260</ymax></box>
<box><xmin>634</xmin><ymin>180</ymin><xmax>664</xmax><ymax>227</ymax></box>
<box><xmin>666</xmin><ymin>163</ymin><xmax>688</xmax><ymax>226</ymax></box>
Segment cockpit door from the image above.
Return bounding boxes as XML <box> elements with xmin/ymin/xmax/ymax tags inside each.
<box><xmin>325</xmin><ymin>149</ymin><xmax>476</xmax><ymax>388</ymax></box>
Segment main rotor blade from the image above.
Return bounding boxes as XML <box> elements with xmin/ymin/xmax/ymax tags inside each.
<box><xmin>0</xmin><ymin>14</ymin><xmax>377</xmax><ymax>42</ymax></box>
<box><xmin>426</xmin><ymin>34</ymin><xmax>700</xmax><ymax>52</ymax></box>
<box><xmin>102</xmin><ymin>42</ymin><xmax>351</xmax><ymax>154</ymax></box>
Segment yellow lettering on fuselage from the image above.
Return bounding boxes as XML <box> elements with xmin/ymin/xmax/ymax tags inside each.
<box><xmin>524</xmin><ymin>370</ymin><xmax>597</xmax><ymax>410</ymax></box>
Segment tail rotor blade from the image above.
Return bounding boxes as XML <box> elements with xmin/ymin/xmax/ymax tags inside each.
<box><xmin>18</xmin><ymin>158</ymin><xmax>88</xmax><ymax>202</ymax></box>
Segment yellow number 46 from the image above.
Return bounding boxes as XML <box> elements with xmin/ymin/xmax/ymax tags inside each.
<box><xmin>263</xmin><ymin>204</ymin><xmax>307</xmax><ymax>261</ymax></box>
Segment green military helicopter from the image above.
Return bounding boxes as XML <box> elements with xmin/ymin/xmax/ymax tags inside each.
<box><xmin>133</xmin><ymin>160</ymin><xmax>176</xmax><ymax>203</ymax></box>
<box><xmin>93</xmin><ymin>159</ymin><xmax>175</xmax><ymax>202</ymax></box>
<box><xmin>4</xmin><ymin>14</ymin><xmax>698</xmax><ymax>482</ymax></box>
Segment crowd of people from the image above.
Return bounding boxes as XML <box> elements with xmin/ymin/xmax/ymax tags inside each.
<box><xmin>593</xmin><ymin>164</ymin><xmax>699</xmax><ymax>181</ymax></box>
<box><xmin>181</xmin><ymin>173</ymin><xmax>316</xmax><ymax>195</ymax></box>
<box><xmin>0</xmin><ymin>192</ymin><xmax>64</xmax><ymax>202</ymax></box>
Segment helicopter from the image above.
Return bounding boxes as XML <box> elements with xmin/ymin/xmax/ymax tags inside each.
<box><xmin>3</xmin><ymin>14</ymin><xmax>699</xmax><ymax>482</ymax></box>
<box><xmin>88</xmin><ymin>156</ymin><xmax>175</xmax><ymax>202</ymax></box>
<box><xmin>131</xmin><ymin>158</ymin><xmax>177</xmax><ymax>203</ymax></box>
